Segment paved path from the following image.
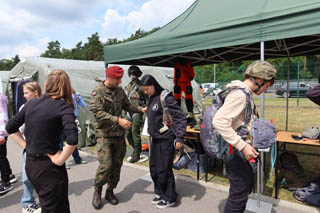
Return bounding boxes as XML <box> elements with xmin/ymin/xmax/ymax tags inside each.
<box><xmin>1</xmin><ymin>138</ymin><xmax>318</xmax><ymax>213</ymax></box>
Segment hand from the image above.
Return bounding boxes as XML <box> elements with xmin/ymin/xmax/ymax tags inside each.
<box><xmin>175</xmin><ymin>142</ymin><xmax>183</xmax><ymax>150</ymax></box>
<box><xmin>141</xmin><ymin>107</ymin><xmax>147</xmax><ymax>113</ymax></box>
<box><xmin>241</xmin><ymin>143</ymin><xmax>259</xmax><ymax>160</ymax></box>
<box><xmin>0</xmin><ymin>138</ymin><xmax>5</xmax><ymax>145</ymax></box>
<box><xmin>118</xmin><ymin>118</ymin><xmax>132</xmax><ymax>129</ymax></box>
<box><xmin>47</xmin><ymin>151</ymin><xmax>64</xmax><ymax>166</ymax></box>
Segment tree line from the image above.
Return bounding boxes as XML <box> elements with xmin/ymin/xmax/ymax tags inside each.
<box><xmin>1</xmin><ymin>27</ymin><xmax>319</xmax><ymax>83</ymax></box>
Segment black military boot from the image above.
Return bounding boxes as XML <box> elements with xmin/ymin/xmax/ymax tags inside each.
<box><xmin>129</xmin><ymin>153</ymin><xmax>140</xmax><ymax>163</ymax></box>
<box><xmin>92</xmin><ymin>186</ymin><xmax>102</xmax><ymax>209</ymax></box>
<box><xmin>105</xmin><ymin>189</ymin><xmax>119</xmax><ymax>205</ymax></box>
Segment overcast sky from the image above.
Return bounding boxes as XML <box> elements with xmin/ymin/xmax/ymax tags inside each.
<box><xmin>0</xmin><ymin>0</ymin><xmax>195</xmax><ymax>59</ymax></box>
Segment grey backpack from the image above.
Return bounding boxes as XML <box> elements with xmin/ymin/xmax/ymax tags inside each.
<box><xmin>251</xmin><ymin>118</ymin><xmax>276</xmax><ymax>149</ymax></box>
<box><xmin>200</xmin><ymin>87</ymin><xmax>252</xmax><ymax>159</ymax></box>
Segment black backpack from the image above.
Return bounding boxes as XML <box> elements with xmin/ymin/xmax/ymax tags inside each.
<box><xmin>279</xmin><ymin>152</ymin><xmax>309</xmax><ymax>188</ymax></box>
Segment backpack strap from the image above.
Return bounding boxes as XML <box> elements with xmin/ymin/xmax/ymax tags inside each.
<box><xmin>228</xmin><ymin>87</ymin><xmax>256</xmax><ymax>128</ymax></box>
<box><xmin>160</xmin><ymin>89</ymin><xmax>173</xmax><ymax>126</ymax></box>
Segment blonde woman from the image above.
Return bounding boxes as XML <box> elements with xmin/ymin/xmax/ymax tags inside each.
<box><xmin>18</xmin><ymin>82</ymin><xmax>42</xmax><ymax>213</ymax></box>
<box><xmin>6</xmin><ymin>70</ymin><xmax>78</xmax><ymax>213</ymax></box>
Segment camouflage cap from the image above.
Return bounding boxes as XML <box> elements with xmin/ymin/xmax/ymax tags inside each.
<box><xmin>245</xmin><ymin>60</ymin><xmax>277</xmax><ymax>80</ymax></box>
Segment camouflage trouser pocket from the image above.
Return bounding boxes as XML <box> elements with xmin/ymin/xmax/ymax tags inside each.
<box><xmin>96</xmin><ymin>138</ymin><xmax>112</xmax><ymax>164</ymax></box>
<box><xmin>95</xmin><ymin>138</ymin><xmax>103</xmax><ymax>152</ymax></box>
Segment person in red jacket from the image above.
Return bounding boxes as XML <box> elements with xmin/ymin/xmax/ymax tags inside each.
<box><xmin>173</xmin><ymin>60</ymin><xmax>195</xmax><ymax>124</ymax></box>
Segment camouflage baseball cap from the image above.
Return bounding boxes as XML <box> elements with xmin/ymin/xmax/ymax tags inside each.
<box><xmin>245</xmin><ymin>60</ymin><xmax>277</xmax><ymax>80</ymax></box>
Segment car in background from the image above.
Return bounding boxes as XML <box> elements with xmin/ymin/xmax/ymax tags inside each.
<box><xmin>275</xmin><ymin>82</ymin><xmax>313</xmax><ymax>98</ymax></box>
<box><xmin>201</xmin><ymin>83</ymin><xmax>219</xmax><ymax>95</ymax></box>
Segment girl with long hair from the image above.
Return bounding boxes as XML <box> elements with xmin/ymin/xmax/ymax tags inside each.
<box><xmin>7</xmin><ymin>70</ymin><xmax>78</xmax><ymax>213</ymax></box>
<box><xmin>140</xmin><ymin>74</ymin><xmax>187</xmax><ymax>209</ymax></box>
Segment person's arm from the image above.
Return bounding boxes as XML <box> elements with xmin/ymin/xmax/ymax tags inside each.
<box><xmin>77</xmin><ymin>93</ymin><xmax>87</xmax><ymax>108</ymax></box>
<box><xmin>122</xmin><ymin>89</ymin><xmax>144</xmax><ymax>114</ymax></box>
<box><xmin>47</xmin><ymin>144</ymin><xmax>76</xmax><ymax>166</ymax></box>
<box><xmin>6</xmin><ymin>106</ymin><xmax>26</xmax><ymax>134</ymax></box>
<box><xmin>306</xmin><ymin>83</ymin><xmax>320</xmax><ymax>106</ymax></box>
<box><xmin>47</xmin><ymin>105</ymin><xmax>78</xmax><ymax>166</ymax></box>
<box><xmin>0</xmin><ymin>95</ymin><xmax>9</xmax><ymax>141</ymax></box>
<box><xmin>9</xmin><ymin>132</ymin><xmax>26</xmax><ymax>149</ymax></box>
<box><xmin>166</xmin><ymin>95</ymin><xmax>187</xmax><ymax>144</ymax></box>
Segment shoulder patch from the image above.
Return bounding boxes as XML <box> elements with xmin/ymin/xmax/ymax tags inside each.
<box><xmin>92</xmin><ymin>91</ymin><xmax>97</xmax><ymax>96</ymax></box>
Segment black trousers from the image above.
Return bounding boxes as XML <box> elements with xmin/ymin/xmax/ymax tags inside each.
<box><xmin>149</xmin><ymin>138</ymin><xmax>177</xmax><ymax>202</ymax></box>
<box><xmin>26</xmin><ymin>157</ymin><xmax>70</xmax><ymax>213</ymax></box>
<box><xmin>224</xmin><ymin>154</ymin><xmax>254</xmax><ymax>213</ymax></box>
<box><xmin>0</xmin><ymin>139</ymin><xmax>12</xmax><ymax>183</ymax></box>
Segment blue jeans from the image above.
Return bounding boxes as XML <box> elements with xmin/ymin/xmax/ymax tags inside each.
<box><xmin>21</xmin><ymin>150</ymin><xmax>36</xmax><ymax>207</ymax></box>
<box><xmin>60</xmin><ymin>134</ymin><xmax>82</xmax><ymax>163</ymax></box>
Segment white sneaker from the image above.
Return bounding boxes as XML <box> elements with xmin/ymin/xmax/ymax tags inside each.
<box><xmin>9</xmin><ymin>175</ymin><xmax>17</xmax><ymax>184</ymax></box>
<box><xmin>22</xmin><ymin>204</ymin><xmax>41</xmax><ymax>213</ymax></box>
<box><xmin>151</xmin><ymin>194</ymin><xmax>162</xmax><ymax>205</ymax></box>
<box><xmin>156</xmin><ymin>200</ymin><xmax>176</xmax><ymax>209</ymax></box>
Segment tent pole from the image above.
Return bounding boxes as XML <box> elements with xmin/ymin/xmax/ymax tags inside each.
<box><xmin>286</xmin><ymin>57</ymin><xmax>290</xmax><ymax>131</ymax></box>
<box><xmin>258</xmin><ymin>41</ymin><xmax>265</xmax><ymax>206</ymax></box>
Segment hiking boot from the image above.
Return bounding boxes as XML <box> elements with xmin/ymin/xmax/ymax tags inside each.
<box><xmin>105</xmin><ymin>189</ymin><xmax>119</xmax><ymax>205</ymax></box>
<box><xmin>151</xmin><ymin>194</ymin><xmax>162</xmax><ymax>205</ymax></box>
<box><xmin>128</xmin><ymin>154</ymin><xmax>140</xmax><ymax>163</ymax></box>
<box><xmin>9</xmin><ymin>174</ymin><xmax>17</xmax><ymax>184</ymax></box>
<box><xmin>22</xmin><ymin>203</ymin><xmax>41</xmax><ymax>213</ymax></box>
<box><xmin>156</xmin><ymin>200</ymin><xmax>176</xmax><ymax>209</ymax></box>
<box><xmin>0</xmin><ymin>182</ymin><xmax>13</xmax><ymax>196</ymax></box>
<box><xmin>92</xmin><ymin>187</ymin><xmax>102</xmax><ymax>210</ymax></box>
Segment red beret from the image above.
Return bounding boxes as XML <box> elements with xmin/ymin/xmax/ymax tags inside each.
<box><xmin>106</xmin><ymin>66</ymin><xmax>124</xmax><ymax>79</ymax></box>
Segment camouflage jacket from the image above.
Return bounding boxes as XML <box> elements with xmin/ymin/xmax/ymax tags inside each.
<box><xmin>125</xmin><ymin>79</ymin><xmax>148</xmax><ymax>107</ymax></box>
<box><xmin>90</xmin><ymin>82</ymin><xmax>142</xmax><ymax>137</ymax></box>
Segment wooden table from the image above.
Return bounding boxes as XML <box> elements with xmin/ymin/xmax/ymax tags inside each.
<box><xmin>274</xmin><ymin>131</ymin><xmax>320</xmax><ymax>199</ymax></box>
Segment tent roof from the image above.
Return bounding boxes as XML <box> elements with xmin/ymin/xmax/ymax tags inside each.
<box><xmin>104</xmin><ymin>0</ymin><xmax>320</xmax><ymax>67</ymax></box>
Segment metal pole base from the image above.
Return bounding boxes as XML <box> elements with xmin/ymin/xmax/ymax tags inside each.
<box><xmin>246</xmin><ymin>199</ymin><xmax>273</xmax><ymax>213</ymax></box>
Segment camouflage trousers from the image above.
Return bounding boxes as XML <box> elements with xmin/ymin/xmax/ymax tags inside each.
<box><xmin>93</xmin><ymin>137</ymin><xmax>126</xmax><ymax>190</ymax></box>
<box><xmin>125</xmin><ymin>113</ymin><xmax>143</xmax><ymax>157</ymax></box>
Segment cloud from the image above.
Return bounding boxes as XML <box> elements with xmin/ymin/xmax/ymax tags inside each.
<box><xmin>101</xmin><ymin>0</ymin><xmax>195</xmax><ymax>40</ymax></box>
<box><xmin>0</xmin><ymin>0</ymin><xmax>104</xmax><ymax>58</ymax></box>
<box><xmin>101</xmin><ymin>9</ymin><xmax>128</xmax><ymax>39</ymax></box>
<box><xmin>0</xmin><ymin>0</ymin><xmax>196</xmax><ymax>59</ymax></box>
<box><xmin>0</xmin><ymin>37</ymin><xmax>50</xmax><ymax>59</ymax></box>
<box><xmin>7</xmin><ymin>0</ymin><xmax>101</xmax><ymax>23</ymax></box>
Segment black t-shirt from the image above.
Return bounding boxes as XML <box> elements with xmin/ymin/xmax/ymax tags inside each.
<box><xmin>6</xmin><ymin>95</ymin><xmax>78</xmax><ymax>155</ymax></box>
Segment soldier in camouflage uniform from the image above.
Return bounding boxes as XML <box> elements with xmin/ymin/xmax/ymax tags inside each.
<box><xmin>90</xmin><ymin>66</ymin><xmax>146</xmax><ymax>210</ymax></box>
<box><xmin>125</xmin><ymin>65</ymin><xmax>148</xmax><ymax>163</ymax></box>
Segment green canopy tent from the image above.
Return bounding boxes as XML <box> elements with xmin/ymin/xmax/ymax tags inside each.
<box><xmin>104</xmin><ymin>0</ymin><xmax>320</xmax><ymax>67</ymax></box>
<box><xmin>104</xmin><ymin>0</ymin><xmax>320</xmax><ymax>129</ymax></box>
